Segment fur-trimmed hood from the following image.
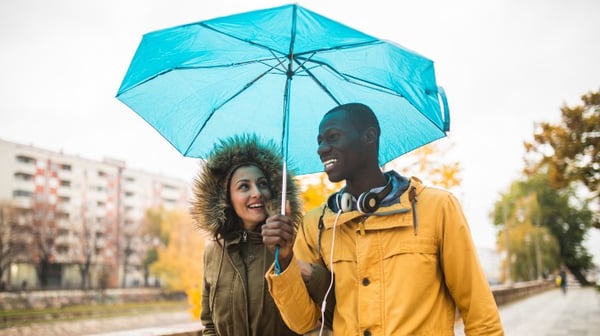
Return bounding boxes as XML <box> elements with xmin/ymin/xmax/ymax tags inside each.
<box><xmin>191</xmin><ymin>134</ymin><xmax>302</xmax><ymax>238</ymax></box>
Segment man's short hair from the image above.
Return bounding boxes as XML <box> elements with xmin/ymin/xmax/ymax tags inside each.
<box><xmin>326</xmin><ymin>103</ymin><xmax>380</xmax><ymax>137</ymax></box>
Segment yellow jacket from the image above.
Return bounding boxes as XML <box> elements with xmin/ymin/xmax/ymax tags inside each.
<box><xmin>267</xmin><ymin>177</ymin><xmax>503</xmax><ymax>335</ymax></box>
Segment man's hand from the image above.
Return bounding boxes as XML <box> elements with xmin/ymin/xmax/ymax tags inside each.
<box><xmin>262</xmin><ymin>213</ymin><xmax>296</xmax><ymax>271</ymax></box>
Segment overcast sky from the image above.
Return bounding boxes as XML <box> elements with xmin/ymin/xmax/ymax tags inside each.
<box><xmin>1</xmin><ymin>0</ymin><xmax>599</xmax><ymax>263</ymax></box>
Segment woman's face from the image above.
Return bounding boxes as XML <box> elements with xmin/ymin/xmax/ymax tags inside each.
<box><xmin>229</xmin><ymin>165</ymin><xmax>272</xmax><ymax>231</ymax></box>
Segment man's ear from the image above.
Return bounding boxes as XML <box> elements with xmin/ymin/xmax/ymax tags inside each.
<box><xmin>363</xmin><ymin>126</ymin><xmax>377</xmax><ymax>145</ymax></box>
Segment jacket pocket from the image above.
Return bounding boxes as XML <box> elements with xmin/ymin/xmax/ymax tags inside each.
<box><xmin>382</xmin><ymin>234</ymin><xmax>440</xmax><ymax>274</ymax></box>
<box><xmin>319</xmin><ymin>228</ymin><xmax>356</xmax><ymax>269</ymax></box>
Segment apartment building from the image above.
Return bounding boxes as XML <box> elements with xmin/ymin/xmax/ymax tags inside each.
<box><xmin>0</xmin><ymin>138</ymin><xmax>191</xmax><ymax>290</ymax></box>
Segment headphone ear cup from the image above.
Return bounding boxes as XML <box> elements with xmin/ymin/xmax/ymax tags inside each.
<box><xmin>357</xmin><ymin>191</ymin><xmax>380</xmax><ymax>214</ymax></box>
<box><xmin>337</xmin><ymin>192</ymin><xmax>353</xmax><ymax>213</ymax></box>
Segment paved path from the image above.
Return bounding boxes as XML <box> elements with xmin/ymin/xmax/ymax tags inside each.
<box><xmin>455</xmin><ymin>286</ymin><xmax>600</xmax><ymax>335</ymax></box>
<box><xmin>3</xmin><ymin>287</ymin><xmax>599</xmax><ymax>335</ymax></box>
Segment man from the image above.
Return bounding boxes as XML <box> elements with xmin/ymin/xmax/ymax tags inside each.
<box><xmin>262</xmin><ymin>103</ymin><xmax>503</xmax><ymax>335</ymax></box>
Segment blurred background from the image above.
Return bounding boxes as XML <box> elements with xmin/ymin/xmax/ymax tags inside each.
<box><xmin>1</xmin><ymin>0</ymin><xmax>598</xmax><ymax>334</ymax></box>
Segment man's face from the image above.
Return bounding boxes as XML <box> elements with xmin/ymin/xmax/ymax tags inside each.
<box><xmin>317</xmin><ymin>110</ymin><xmax>366</xmax><ymax>183</ymax></box>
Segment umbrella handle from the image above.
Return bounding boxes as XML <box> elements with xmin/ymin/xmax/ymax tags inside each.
<box><xmin>274</xmin><ymin>246</ymin><xmax>281</xmax><ymax>274</ymax></box>
<box><xmin>438</xmin><ymin>86</ymin><xmax>451</xmax><ymax>132</ymax></box>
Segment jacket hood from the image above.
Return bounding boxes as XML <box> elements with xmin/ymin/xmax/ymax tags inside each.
<box><xmin>191</xmin><ymin>134</ymin><xmax>302</xmax><ymax>237</ymax></box>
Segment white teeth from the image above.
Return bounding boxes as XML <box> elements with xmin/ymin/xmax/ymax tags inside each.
<box><xmin>249</xmin><ymin>204</ymin><xmax>263</xmax><ymax>209</ymax></box>
<box><xmin>323</xmin><ymin>158</ymin><xmax>337</xmax><ymax>168</ymax></box>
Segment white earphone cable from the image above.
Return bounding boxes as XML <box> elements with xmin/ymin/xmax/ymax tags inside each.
<box><xmin>318</xmin><ymin>209</ymin><xmax>341</xmax><ymax>336</ymax></box>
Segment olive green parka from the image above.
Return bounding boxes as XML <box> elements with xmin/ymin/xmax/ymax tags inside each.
<box><xmin>191</xmin><ymin>134</ymin><xmax>304</xmax><ymax>336</ymax></box>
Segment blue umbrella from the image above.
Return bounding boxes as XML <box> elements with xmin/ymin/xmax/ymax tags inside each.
<box><xmin>116</xmin><ymin>3</ymin><xmax>450</xmax><ymax>272</ymax></box>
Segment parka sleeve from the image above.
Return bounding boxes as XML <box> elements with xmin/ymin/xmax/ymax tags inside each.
<box><xmin>440</xmin><ymin>194</ymin><xmax>504</xmax><ymax>335</ymax></box>
<box><xmin>200</xmin><ymin>245</ymin><xmax>216</xmax><ymax>335</ymax></box>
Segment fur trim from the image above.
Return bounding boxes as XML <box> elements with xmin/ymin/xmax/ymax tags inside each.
<box><xmin>191</xmin><ymin>134</ymin><xmax>302</xmax><ymax>236</ymax></box>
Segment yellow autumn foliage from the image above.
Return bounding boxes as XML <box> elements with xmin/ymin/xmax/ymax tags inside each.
<box><xmin>298</xmin><ymin>173</ymin><xmax>343</xmax><ymax>212</ymax></box>
<box><xmin>385</xmin><ymin>141</ymin><xmax>462</xmax><ymax>191</ymax></box>
<box><xmin>148</xmin><ymin>208</ymin><xmax>207</xmax><ymax>320</ymax></box>
<box><xmin>186</xmin><ymin>285</ymin><xmax>202</xmax><ymax>320</ymax></box>
<box><xmin>297</xmin><ymin>141</ymin><xmax>462</xmax><ymax>210</ymax></box>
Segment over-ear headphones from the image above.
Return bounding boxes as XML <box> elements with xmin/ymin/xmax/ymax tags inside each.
<box><xmin>329</xmin><ymin>176</ymin><xmax>393</xmax><ymax>214</ymax></box>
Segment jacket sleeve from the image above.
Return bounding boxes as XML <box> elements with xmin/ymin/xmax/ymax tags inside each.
<box><xmin>440</xmin><ymin>194</ymin><xmax>504</xmax><ymax>335</ymax></box>
<box><xmin>304</xmin><ymin>263</ymin><xmax>335</xmax><ymax>330</ymax></box>
<box><xmin>266</xmin><ymin>258</ymin><xmax>323</xmax><ymax>333</ymax></box>
<box><xmin>265</xmin><ymin>207</ymin><xmax>327</xmax><ymax>334</ymax></box>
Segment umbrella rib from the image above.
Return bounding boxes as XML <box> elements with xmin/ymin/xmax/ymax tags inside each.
<box><xmin>294</xmin><ymin>39</ymin><xmax>382</xmax><ymax>57</ymax></box>
<box><xmin>182</xmin><ymin>62</ymin><xmax>284</xmax><ymax>156</ymax></box>
<box><xmin>121</xmin><ymin>39</ymin><xmax>383</xmax><ymax>94</ymax></box>
<box><xmin>295</xmin><ymin>55</ymin><xmax>405</xmax><ymax>103</ymax></box>
<box><xmin>198</xmin><ymin>22</ymin><xmax>382</xmax><ymax>67</ymax></box>
<box><xmin>293</xmin><ymin>54</ymin><xmax>341</xmax><ymax>105</ymax></box>
<box><xmin>199</xmin><ymin>22</ymin><xmax>287</xmax><ymax>57</ymax></box>
<box><xmin>173</xmin><ymin>56</ymin><xmax>286</xmax><ymax>72</ymax></box>
<box><xmin>119</xmin><ymin>57</ymin><xmax>284</xmax><ymax>94</ymax></box>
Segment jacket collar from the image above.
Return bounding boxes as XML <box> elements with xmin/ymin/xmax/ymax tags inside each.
<box><xmin>321</xmin><ymin>176</ymin><xmax>424</xmax><ymax>230</ymax></box>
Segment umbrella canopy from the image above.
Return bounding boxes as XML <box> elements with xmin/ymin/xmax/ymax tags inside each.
<box><xmin>116</xmin><ymin>3</ymin><xmax>450</xmax><ymax>176</ymax></box>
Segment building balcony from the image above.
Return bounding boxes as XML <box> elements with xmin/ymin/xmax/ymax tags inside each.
<box><xmin>14</xmin><ymin>162</ymin><xmax>36</xmax><ymax>175</ymax></box>
<box><xmin>13</xmin><ymin>196</ymin><xmax>32</xmax><ymax>209</ymax></box>
<box><xmin>14</xmin><ymin>179</ymin><xmax>35</xmax><ymax>193</ymax></box>
<box><xmin>57</xmin><ymin>186</ymin><xmax>72</xmax><ymax>197</ymax></box>
<box><xmin>57</xmin><ymin>168</ymin><xmax>72</xmax><ymax>180</ymax></box>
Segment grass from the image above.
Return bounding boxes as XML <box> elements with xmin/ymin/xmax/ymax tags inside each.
<box><xmin>0</xmin><ymin>300</ymin><xmax>189</xmax><ymax>329</ymax></box>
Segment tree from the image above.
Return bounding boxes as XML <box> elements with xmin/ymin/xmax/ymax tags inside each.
<box><xmin>385</xmin><ymin>140</ymin><xmax>462</xmax><ymax>192</ymax></box>
<box><xmin>140</xmin><ymin>208</ymin><xmax>165</xmax><ymax>287</ymax></box>
<box><xmin>524</xmin><ymin>89</ymin><xmax>600</xmax><ymax>228</ymax></box>
<box><xmin>299</xmin><ymin>174</ymin><xmax>343</xmax><ymax>212</ymax></box>
<box><xmin>31</xmin><ymin>194</ymin><xmax>59</xmax><ymax>288</ymax></box>
<box><xmin>493</xmin><ymin>191</ymin><xmax>560</xmax><ymax>283</ymax></box>
<box><xmin>149</xmin><ymin>208</ymin><xmax>206</xmax><ymax>320</ymax></box>
<box><xmin>150</xmin><ymin>208</ymin><xmax>205</xmax><ymax>292</ymax></box>
<box><xmin>492</xmin><ymin>174</ymin><xmax>594</xmax><ymax>285</ymax></box>
<box><xmin>74</xmin><ymin>204</ymin><xmax>96</xmax><ymax>290</ymax></box>
<box><xmin>0</xmin><ymin>201</ymin><xmax>25</xmax><ymax>288</ymax></box>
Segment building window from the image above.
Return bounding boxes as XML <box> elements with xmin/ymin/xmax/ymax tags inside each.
<box><xmin>14</xmin><ymin>172</ymin><xmax>34</xmax><ymax>181</ymax></box>
<box><xmin>61</xmin><ymin>164</ymin><xmax>72</xmax><ymax>171</ymax></box>
<box><xmin>16</xmin><ymin>155</ymin><xmax>35</xmax><ymax>164</ymax></box>
<box><xmin>12</xmin><ymin>190</ymin><xmax>32</xmax><ymax>197</ymax></box>
<box><xmin>163</xmin><ymin>184</ymin><xmax>177</xmax><ymax>190</ymax></box>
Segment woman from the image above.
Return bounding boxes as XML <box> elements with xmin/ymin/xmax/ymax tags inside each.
<box><xmin>191</xmin><ymin>134</ymin><xmax>320</xmax><ymax>336</ymax></box>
